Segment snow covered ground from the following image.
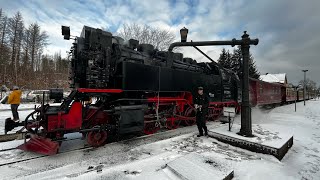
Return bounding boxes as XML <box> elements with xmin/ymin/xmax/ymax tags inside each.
<box><xmin>0</xmin><ymin>99</ymin><xmax>319</xmax><ymax>179</ymax></box>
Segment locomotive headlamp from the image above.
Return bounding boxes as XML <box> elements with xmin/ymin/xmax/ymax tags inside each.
<box><xmin>62</xmin><ymin>26</ymin><xmax>70</xmax><ymax>40</ymax></box>
<box><xmin>180</xmin><ymin>27</ymin><xmax>188</xmax><ymax>42</ymax></box>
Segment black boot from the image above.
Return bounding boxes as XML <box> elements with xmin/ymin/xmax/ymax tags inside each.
<box><xmin>204</xmin><ymin>126</ymin><xmax>208</xmax><ymax>136</ymax></box>
<box><xmin>204</xmin><ymin>131</ymin><xmax>208</xmax><ymax>137</ymax></box>
<box><xmin>197</xmin><ymin>134</ymin><xmax>203</xmax><ymax>137</ymax></box>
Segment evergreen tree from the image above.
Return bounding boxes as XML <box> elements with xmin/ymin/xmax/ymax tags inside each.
<box><xmin>217</xmin><ymin>48</ymin><xmax>227</xmax><ymax>67</ymax></box>
<box><xmin>248</xmin><ymin>55</ymin><xmax>260</xmax><ymax>79</ymax></box>
<box><xmin>231</xmin><ymin>46</ymin><xmax>242</xmax><ymax>73</ymax></box>
<box><xmin>218</xmin><ymin>46</ymin><xmax>260</xmax><ymax>79</ymax></box>
<box><xmin>225</xmin><ymin>50</ymin><xmax>233</xmax><ymax>69</ymax></box>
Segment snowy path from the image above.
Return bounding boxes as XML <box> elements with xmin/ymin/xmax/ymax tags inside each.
<box><xmin>0</xmin><ymin>100</ymin><xmax>319</xmax><ymax>179</ymax></box>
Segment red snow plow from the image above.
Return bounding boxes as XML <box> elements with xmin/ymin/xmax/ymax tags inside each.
<box><xmin>17</xmin><ymin>135</ymin><xmax>59</xmax><ymax>155</ymax></box>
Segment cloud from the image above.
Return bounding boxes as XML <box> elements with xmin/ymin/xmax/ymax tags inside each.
<box><xmin>1</xmin><ymin>0</ymin><xmax>319</xmax><ymax>85</ymax></box>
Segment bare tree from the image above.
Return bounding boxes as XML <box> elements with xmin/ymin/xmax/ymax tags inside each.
<box><xmin>15</xmin><ymin>24</ymin><xmax>24</xmax><ymax>85</ymax></box>
<box><xmin>299</xmin><ymin>78</ymin><xmax>317</xmax><ymax>91</ymax></box>
<box><xmin>0</xmin><ymin>9</ymin><xmax>9</xmax><ymax>84</ymax></box>
<box><xmin>0</xmin><ymin>11</ymin><xmax>53</xmax><ymax>89</ymax></box>
<box><xmin>0</xmin><ymin>8</ymin><xmax>8</xmax><ymax>54</ymax></box>
<box><xmin>117</xmin><ymin>23</ymin><xmax>176</xmax><ymax>51</ymax></box>
<box><xmin>29</xmin><ymin>23</ymin><xmax>40</xmax><ymax>71</ymax></box>
<box><xmin>8</xmin><ymin>12</ymin><xmax>23</xmax><ymax>67</ymax></box>
<box><xmin>51</xmin><ymin>52</ymin><xmax>69</xmax><ymax>88</ymax></box>
<box><xmin>28</xmin><ymin>23</ymin><xmax>49</xmax><ymax>71</ymax></box>
<box><xmin>7</xmin><ymin>12</ymin><xmax>24</xmax><ymax>85</ymax></box>
<box><xmin>22</xmin><ymin>27</ymin><xmax>30</xmax><ymax>66</ymax></box>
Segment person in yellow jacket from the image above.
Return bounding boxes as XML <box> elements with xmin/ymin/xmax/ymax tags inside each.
<box><xmin>8</xmin><ymin>86</ymin><xmax>22</xmax><ymax>121</ymax></box>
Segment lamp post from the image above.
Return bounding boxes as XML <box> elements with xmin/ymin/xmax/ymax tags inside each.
<box><xmin>180</xmin><ymin>27</ymin><xmax>188</xmax><ymax>42</ymax></box>
<box><xmin>302</xmin><ymin>70</ymin><xmax>308</xmax><ymax>106</ymax></box>
<box><xmin>61</xmin><ymin>26</ymin><xmax>70</xmax><ymax>40</ymax></box>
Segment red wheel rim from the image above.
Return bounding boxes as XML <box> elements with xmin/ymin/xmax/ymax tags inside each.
<box><xmin>87</xmin><ymin>131</ymin><xmax>108</xmax><ymax>147</ymax></box>
<box><xmin>166</xmin><ymin>117</ymin><xmax>181</xmax><ymax>130</ymax></box>
<box><xmin>184</xmin><ymin>107</ymin><xmax>196</xmax><ymax>126</ymax></box>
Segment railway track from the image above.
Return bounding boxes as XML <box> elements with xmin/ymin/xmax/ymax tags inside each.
<box><xmin>0</xmin><ymin>145</ymin><xmax>93</xmax><ymax>167</ymax></box>
<box><xmin>0</xmin><ymin>132</ymin><xmax>154</xmax><ymax>167</ymax></box>
<box><xmin>0</xmin><ymin>137</ymin><xmax>83</xmax><ymax>153</ymax></box>
<box><xmin>0</xmin><ymin>122</ymin><xmax>220</xmax><ymax>168</ymax></box>
<box><xmin>0</xmin><ymin>132</ymin><xmax>157</xmax><ymax>167</ymax></box>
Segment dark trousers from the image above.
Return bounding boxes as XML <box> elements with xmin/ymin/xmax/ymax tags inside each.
<box><xmin>196</xmin><ymin>111</ymin><xmax>207</xmax><ymax>135</ymax></box>
<box><xmin>11</xmin><ymin>104</ymin><xmax>19</xmax><ymax>120</ymax></box>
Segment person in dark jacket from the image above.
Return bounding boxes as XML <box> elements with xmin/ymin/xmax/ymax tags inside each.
<box><xmin>193</xmin><ymin>86</ymin><xmax>209</xmax><ymax>137</ymax></box>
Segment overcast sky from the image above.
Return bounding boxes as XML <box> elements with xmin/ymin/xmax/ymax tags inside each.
<box><xmin>1</xmin><ymin>0</ymin><xmax>319</xmax><ymax>85</ymax></box>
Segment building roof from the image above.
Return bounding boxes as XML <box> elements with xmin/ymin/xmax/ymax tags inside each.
<box><xmin>259</xmin><ymin>73</ymin><xmax>287</xmax><ymax>84</ymax></box>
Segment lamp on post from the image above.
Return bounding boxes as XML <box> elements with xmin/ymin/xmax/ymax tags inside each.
<box><xmin>61</xmin><ymin>26</ymin><xmax>70</xmax><ymax>40</ymax></box>
<box><xmin>302</xmin><ymin>69</ymin><xmax>308</xmax><ymax>106</ymax></box>
<box><xmin>180</xmin><ymin>27</ymin><xmax>188</xmax><ymax>42</ymax></box>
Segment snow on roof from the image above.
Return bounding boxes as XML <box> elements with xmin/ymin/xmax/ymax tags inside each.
<box><xmin>259</xmin><ymin>73</ymin><xmax>286</xmax><ymax>84</ymax></box>
<box><xmin>272</xmin><ymin>73</ymin><xmax>286</xmax><ymax>83</ymax></box>
<box><xmin>259</xmin><ymin>74</ymin><xmax>280</xmax><ymax>83</ymax></box>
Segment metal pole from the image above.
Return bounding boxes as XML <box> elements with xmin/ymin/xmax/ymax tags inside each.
<box><xmin>302</xmin><ymin>70</ymin><xmax>308</xmax><ymax>106</ymax></box>
<box><xmin>239</xmin><ymin>31</ymin><xmax>252</xmax><ymax>137</ymax></box>
<box><xmin>304</xmin><ymin>71</ymin><xmax>306</xmax><ymax>106</ymax></box>
<box><xmin>295</xmin><ymin>87</ymin><xmax>297</xmax><ymax>112</ymax></box>
<box><xmin>228</xmin><ymin>113</ymin><xmax>231</xmax><ymax>131</ymax></box>
<box><xmin>168</xmin><ymin>39</ymin><xmax>259</xmax><ymax>52</ymax></box>
<box><xmin>192</xmin><ymin>45</ymin><xmax>215</xmax><ymax>63</ymax></box>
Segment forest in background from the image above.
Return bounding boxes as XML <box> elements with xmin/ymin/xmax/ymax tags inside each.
<box><xmin>0</xmin><ymin>9</ymin><xmax>69</xmax><ymax>90</ymax></box>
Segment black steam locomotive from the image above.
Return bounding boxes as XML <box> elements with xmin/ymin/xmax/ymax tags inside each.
<box><xmin>6</xmin><ymin>26</ymin><xmax>240</xmax><ymax>155</ymax></box>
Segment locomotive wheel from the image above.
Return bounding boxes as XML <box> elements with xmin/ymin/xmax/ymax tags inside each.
<box><xmin>166</xmin><ymin>117</ymin><xmax>181</xmax><ymax>130</ymax></box>
<box><xmin>184</xmin><ymin>107</ymin><xmax>196</xmax><ymax>126</ymax></box>
<box><xmin>87</xmin><ymin>130</ymin><xmax>108</xmax><ymax>147</ymax></box>
<box><xmin>144</xmin><ymin>121</ymin><xmax>160</xmax><ymax>135</ymax></box>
